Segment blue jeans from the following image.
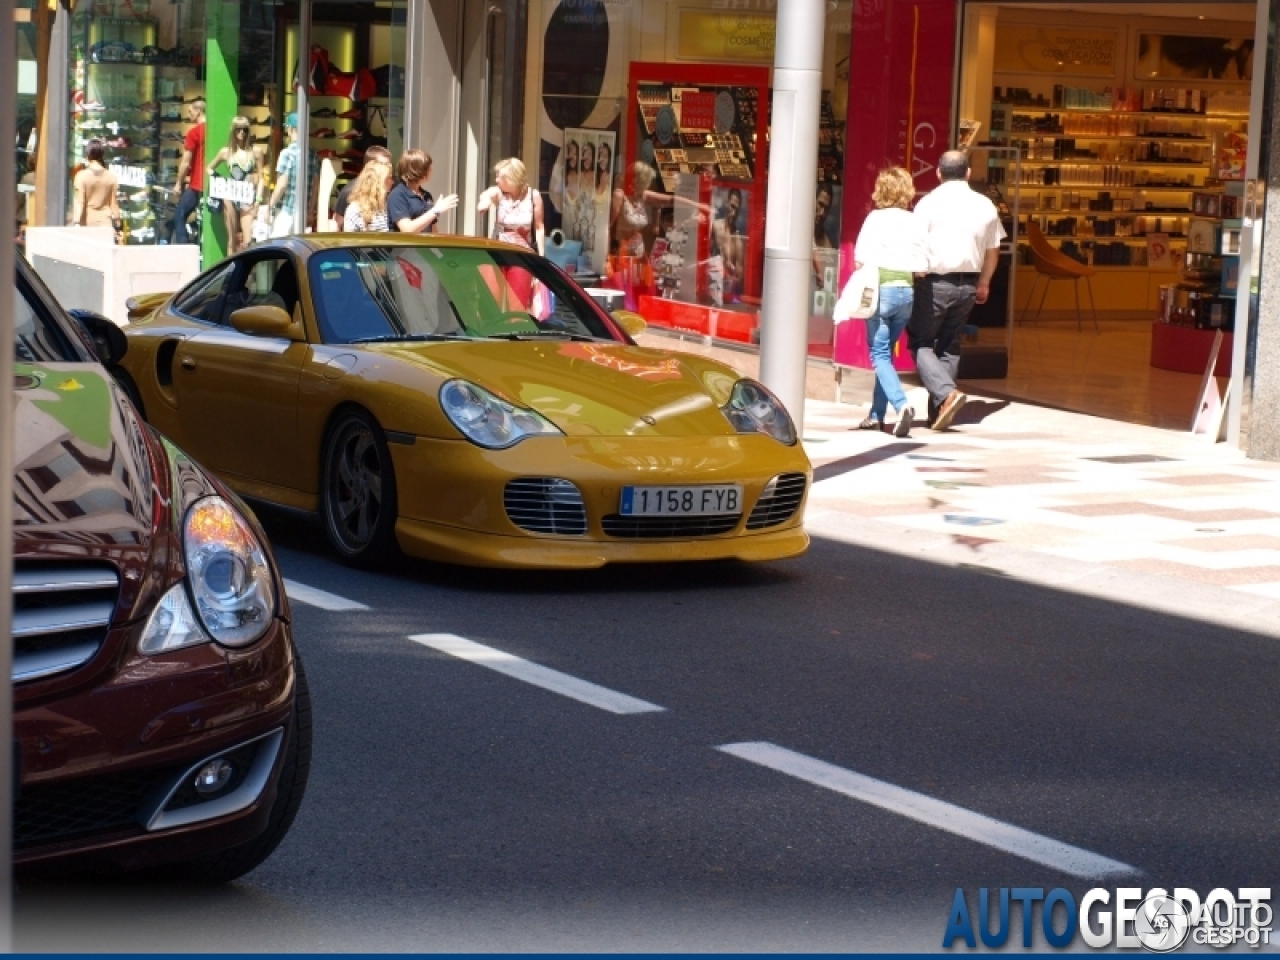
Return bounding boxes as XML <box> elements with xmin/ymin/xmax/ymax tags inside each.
<box><xmin>867</xmin><ymin>284</ymin><xmax>913</xmax><ymax>420</ymax></box>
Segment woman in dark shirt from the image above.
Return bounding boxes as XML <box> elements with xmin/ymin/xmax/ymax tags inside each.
<box><xmin>388</xmin><ymin>149</ymin><xmax>459</xmax><ymax>233</ymax></box>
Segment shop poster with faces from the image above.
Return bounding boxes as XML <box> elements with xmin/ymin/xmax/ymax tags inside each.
<box><xmin>560</xmin><ymin>128</ymin><xmax>616</xmax><ymax>272</ymax></box>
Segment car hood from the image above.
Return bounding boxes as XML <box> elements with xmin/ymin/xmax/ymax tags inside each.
<box><xmin>14</xmin><ymin>362</ymin><xmax>154</xmax><ymax>557</ymax></box>
<box><xmin>380</xmin><ymin>340</ymin><xmax>747</xmax><ymax>437</ymax></box>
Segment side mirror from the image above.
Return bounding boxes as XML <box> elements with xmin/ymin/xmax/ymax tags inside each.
<box><xmin>230</xmin><ymin>305</ymin><xmax>301</xmax><ymax>340</ymax></box>
<box><xmin>612</xmin><ymin>309</ymin><xmax>647</xmax><ymax>339</ymax></box>
<box><xmin>69</xmin><ymin>309</ymin><xmax>128</xmax><ymax>367</ymax></box>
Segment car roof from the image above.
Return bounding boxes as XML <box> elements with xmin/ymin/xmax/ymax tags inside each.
<box><xmin>279</xmin><ymin>234</ymin><xmax>537</xmax><ymax>255</ymax></box>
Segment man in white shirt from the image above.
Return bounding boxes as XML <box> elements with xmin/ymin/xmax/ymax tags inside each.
<box><xmin>910</xmin><ymin>150</ymin><xmax>1006</xmax><ymax>430</ymax></box>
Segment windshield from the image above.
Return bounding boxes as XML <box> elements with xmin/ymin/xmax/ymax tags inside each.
<box><xmin>308</xmin><ymin>246</ymin><xmax>621</xmax><ymax>345</ymax></box>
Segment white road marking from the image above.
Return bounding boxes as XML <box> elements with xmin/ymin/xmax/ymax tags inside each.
<box><xmin>283</xmin><ymin>579</ymin><xmax>370</xmax><ymax>612</ymax></box>
<box><xmin>410</xmin><ymin>633</ymin><xmax>666</xmax><ymax>715</ymax></box>
<box><xmin>717</xmin><ymin>741</ymin><xmax>1138</xmax><ymax>879</ymax></box>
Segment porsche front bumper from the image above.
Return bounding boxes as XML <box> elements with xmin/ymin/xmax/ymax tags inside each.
<box><xmin>388</xmin><ymin>433</ymin><xmax>811</xmax><ymax>569</ymax></box>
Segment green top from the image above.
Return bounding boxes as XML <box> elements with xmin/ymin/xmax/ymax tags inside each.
<box><xmin>879</xmin><ymin>268</ymin><xmax>912</xmax><ymax>287</ymax></box>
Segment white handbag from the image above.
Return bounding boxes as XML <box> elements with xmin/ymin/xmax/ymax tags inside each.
<box><xmin>833</xmin><ymin>263</ymin><xmax>879</xmax><ymax>323</ymax></box>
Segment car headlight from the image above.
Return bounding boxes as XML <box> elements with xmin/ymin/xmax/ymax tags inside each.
<box><xmin>139</xmin><ymin>496</ymin><xmax>275</xmax><ymax>654</ymax></box>
<box><xmin>439</xmin><ymin>379</ymin><xmax>562</xmax><ymax>449</ymax></box>
<box><xmin>720</xmin><ymin>379</ymin><xmax>797</xmax><ymax>445</ymax></box>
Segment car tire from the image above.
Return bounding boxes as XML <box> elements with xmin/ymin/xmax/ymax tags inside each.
<box><xmin>320</xmin><ymin>408</ymin><xmax>400</xmax><ymax>566</ymax></box>
<box><xmin>143</xmin><ymin>650</ymin><xmax>313</xmax><ymax>884</ymax></box>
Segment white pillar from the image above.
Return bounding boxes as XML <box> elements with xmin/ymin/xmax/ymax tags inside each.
<box><xmin>42</xmin><ymin>12</ymin><xmax>70</xmax><ymax>225</ymax></box>
<box><xmin>0</xmin><ymin>0</ymin><xmax>16</xmax><ymax>941</ymax></box>
<box><xmin>407</xmin><ymin>0</ymin><xmax>462</xmax><ymax>231</ymax></box>
<box><xmin>758</xmin><ymin>0</ymin><xmax>824</xmax><ymax>429</ymax></box>
<box><xmin>294</xmin><ymin>0</ymin><xmax>312</xmax><ymax>233</ymax></box>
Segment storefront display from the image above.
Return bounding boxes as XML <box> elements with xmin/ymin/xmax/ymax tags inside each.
<box><xmin>977</xmin><ymin>12</ymin><xmax>1252</xmax><ymax>323</ymax></box>
<box><xmin>36</xmin><ymin>0</ymin><xmax>404</xmax><ymax>265</ymax></box>
<box><xmin>616</xmin><ymin>62</ymin><xmax>769</xmax><ymax>341</ymax></box>
<box><xmin>69</xmin><ymin>11</ymin><xmax>205</xmax><ymax>246</ymax></box>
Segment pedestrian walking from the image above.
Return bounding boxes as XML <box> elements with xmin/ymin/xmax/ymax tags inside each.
<box><xmin>268</xmin><ymin>113</ymin><xmax>320</xmax><ymax>237</ymax></box>
<box><xmin>910</xmin><ymin>149</ymin><xmax>1004</xmax><ymax>431</ymax></box>
<box><xmin>849</xmin><ymin>166</ymin><xmax>927</xmax><ymax>437</ymax></box>
<box><xmin>477</xmin><ymin>157</ymin><xmax>545</xmax><ymax>255</ymax></box>
<box><xmin>71</xmin><ymin>138</ymin><xmax>120</xmax><ymax>236</ymax></box>
<box><xmin>169</xmin><ymin>98</ymin><xmax>206</xmax><ymax>244</ymax></box>
<box><xmin>342</xmin><ymin>157</ymin><xmax>394</xmax><ymax>232</ymax></box>
<box><xmin>388</xmin><ymin>148</ymin><xmax>458</xmax><ymax>234</ymax></box>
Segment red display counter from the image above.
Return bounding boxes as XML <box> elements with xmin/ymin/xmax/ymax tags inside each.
<box><xmin>637</xmin><ymin>295</ymin><xmax>759</xmax><ymax>344</ymax></box>
<box><xmin>1149</xmin><ymin>321</ymin><xmax>1233</xmax><ymax>376</ymax></box>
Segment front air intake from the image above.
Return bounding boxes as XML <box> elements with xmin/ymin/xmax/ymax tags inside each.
<box><xmin>745</xmin><ymin>474</ymin><xmax>807</xmax><ymax>530</ymax></box>
<box><xmin>504</xmin><ymin>478</ymin><xmax>588</xmax><ymax>535</ymax></box>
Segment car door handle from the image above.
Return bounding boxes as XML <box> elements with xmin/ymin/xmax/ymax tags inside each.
<box><xmin>180</xmin><ymin>354</ymin><xmax>197</xmax><ymax>371</ymax></box>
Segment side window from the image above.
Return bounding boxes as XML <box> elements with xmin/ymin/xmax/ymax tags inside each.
<box><xmin>232</xmin><ymin>256</ymin><xmax>300</xmax><ymax>318</ymax></box>
<box><xmin>173</xmin><ymin>261</ymin><xmax>238</xmax><ymax>325</ymax></box>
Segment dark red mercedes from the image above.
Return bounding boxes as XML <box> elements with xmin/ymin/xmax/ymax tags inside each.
<box><xmin>13</xmin><ymin>255</ymin><xmax>310</xmax><ymax>881</ymax></box>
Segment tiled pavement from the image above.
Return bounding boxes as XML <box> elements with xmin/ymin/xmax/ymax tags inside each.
<box><xmin>796</xmin><ymin>380</ymin><xmax>1280</xmax><ymax>638</ymax></box>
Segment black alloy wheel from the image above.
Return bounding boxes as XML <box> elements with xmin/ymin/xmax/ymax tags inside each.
<box><xmin>321</xmin><ymin>409</ymin><xmax>399</xmax><ymax>565</ymax></box>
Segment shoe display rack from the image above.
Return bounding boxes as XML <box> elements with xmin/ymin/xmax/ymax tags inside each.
<box><xmin>309</xmin><ymin>101</ymin><xmax>372</xmax><ymax>193</ymax></box>
<box><xmin>71</xmin><ymin>12</ymin><xmax>204</xmax><ymax>244</ymax></box>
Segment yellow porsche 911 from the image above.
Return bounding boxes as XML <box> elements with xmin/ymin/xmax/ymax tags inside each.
<box><xmin>115</xmin><ymin>236</ymin><xmax>810</xmax><ymax>568</ymax></box>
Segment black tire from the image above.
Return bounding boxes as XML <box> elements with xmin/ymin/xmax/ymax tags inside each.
<box><xmin>320</xmin><ymin>408</ymin><xmax>400</xmax><ymax>566</ymax></box>
<box><xmin>147</xmin><ymin>651</ymin><xmax>313</xmax><ymax>884</ymax></box>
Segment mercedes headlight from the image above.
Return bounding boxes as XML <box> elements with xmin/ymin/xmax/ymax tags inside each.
<box><xmin>439</xmin><ymin>379</ymin><xmax>562</xmax><ymax>449</ymax></box>
<box><xmin>140</xmin><ymin>496</ymin><xmax>275</xmax><ymax>654</ymax></box>
<box><xmin>720</xmin><ymin>379</ymin><xmax>797</xmax><ymax>445</ymax></box>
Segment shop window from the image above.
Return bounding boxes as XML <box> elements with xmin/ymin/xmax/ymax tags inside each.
<box><xmin>68</xmin><ymin>0</ymin><xmax>211</xmax><ymax>246</ymax></box>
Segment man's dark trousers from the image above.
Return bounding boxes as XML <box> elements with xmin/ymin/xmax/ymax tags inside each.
<box><xmin>172</xmin><ymin>187</ymin><xmax>202</xmax><ymax>244</ymax></box>
<box><xmin>908</xmin><ymin>272</ymin><xmax>977</xmax><ymax>406</ymax></box>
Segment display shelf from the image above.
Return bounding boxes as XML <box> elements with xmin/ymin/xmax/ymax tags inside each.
<box><xmin>1030</xmin><ymin>233</ymin><xmax>1187</xmax><ymax>241</ymax></box>
<box><xmin>1011</xmin><ymin>184</ymin><xmax>1198</xmax><ymax>190</ymax></box>
<box><xmin>1011</xmin><ymin>159</ymin><xmax>1209</xmax><ymax>167</ymax></box>
<box><xmin>1000</xmin><ymin>105</ymin><xmax>1249</xmax><ymax>119</ymax></box>
<box><xmin>1005</xmin><ymin>133</ymin><xmax>1211</xmax><ymax>143</ymax></box>
<box><xmin>1029</xmin><ymin>208</ymin><xmax>1193</xmax><ymax>216</ymax></box>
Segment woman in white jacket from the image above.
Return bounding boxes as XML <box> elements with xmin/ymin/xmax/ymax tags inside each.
<box><xmin>850</xmin><ymin>167</ymin><xmax>928</xmax><ymax>436</ymax></box>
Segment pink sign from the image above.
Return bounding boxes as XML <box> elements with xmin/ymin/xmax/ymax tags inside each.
<box><xmin>833</xmin><ymin>0</ymin><xmax>958</xmax><ymax>371</ymax></box>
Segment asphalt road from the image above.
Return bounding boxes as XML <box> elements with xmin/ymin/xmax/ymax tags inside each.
<box><xmin>16</xmin><ymin>507</ymin><xmax>1280</xmax><ymax>951</ymax></box>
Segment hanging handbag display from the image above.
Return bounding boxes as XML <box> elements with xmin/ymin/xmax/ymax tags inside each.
<box><xmin>833</xmin><ymin>262</ymin><xmax>880</xmax><ymax>322</ymax></box>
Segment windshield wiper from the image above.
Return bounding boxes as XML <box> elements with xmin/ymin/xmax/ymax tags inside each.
<box><xmin>485</xmin><ymin>331</ymin><xmax>602</xmax><ymax>342</ymax></box>
<box><xmin>347</xmin><ymin>333</ymin><xmax>467</xmax><ymax>344</ymax></box>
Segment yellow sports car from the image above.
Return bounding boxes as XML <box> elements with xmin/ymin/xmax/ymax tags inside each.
<box><xmin>115</xmin><ymin>236</ymin><xmax>810</xmax><ymax>568</ymax></box>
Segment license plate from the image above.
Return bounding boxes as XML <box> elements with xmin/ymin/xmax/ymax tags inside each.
<box><xmin>620</xmin><ymin>484</ymin><xmax>743</xmax><ymax>516</ymax></box>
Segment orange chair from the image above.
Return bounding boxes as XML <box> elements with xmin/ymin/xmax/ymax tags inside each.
<box><xmin>1023</xmin><ymin>219</ymin><xmax>1099</xmax><ymax>332</ymax></box>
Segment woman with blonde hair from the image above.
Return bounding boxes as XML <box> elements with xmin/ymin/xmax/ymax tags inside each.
<box><xmin>205</xmin><ymin>117</ymin><xmax>262</xmax><ymax>253</ymax></box>
<box><xmin>477</xmin><ymin>157</ymin><xmax>545</xmax><ymax>255</ymax></box>
<box><xmin>342</xmin><ymin>158</ymin><xmax>393</xmax><ymax>232</ymax></box>
<box><xmin>847</xmin><ymin>166</ymin><xmax>927</xmax><ymax>436</ymax></box>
